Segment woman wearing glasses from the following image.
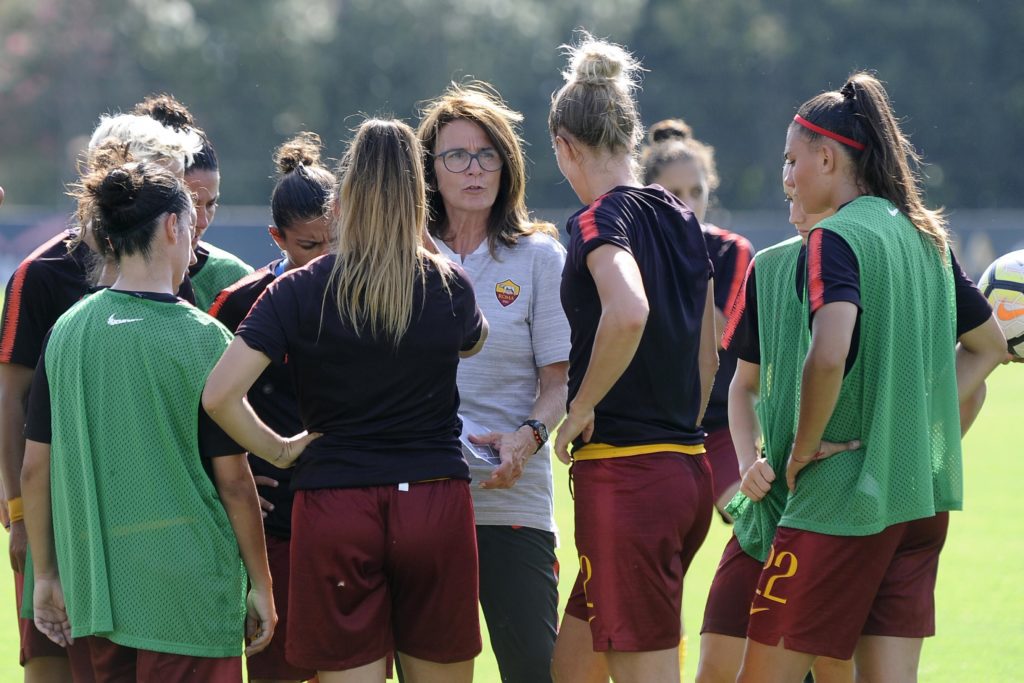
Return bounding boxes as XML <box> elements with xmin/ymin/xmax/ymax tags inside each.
<box><xmin>417</xmin><ymin>83</ymin><xmax>569</xmax><ymax>683</ymax></box>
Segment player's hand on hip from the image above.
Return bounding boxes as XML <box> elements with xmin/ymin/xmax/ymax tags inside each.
<box><xmin>739</xmin><ymin>458</ymin><xmax>776</xmax><ymax>501</ymax></box>
<box><xmin>554</xmin><ymin>404</ymin><xmax>594</xmax><ymax>465</ymax></box>
<box><xmin>34</xmin><ymin>575</ymin><xmax>73</xmax><ymax>647</ymax></box>
<box><xmin>253</xmin><ymin>476</ymin><xmax>278</xmax><ymax>518</ymax></box>
<box><xmin>274</xmin><ymin>431</ymin><xmax>322</xmax><ymax>468</ymax></box>
<box><xmin>244</xmin><ymin>586</ymin><xmax>277</xmax><ymax>657</ymax></box>
<box><xmin>476</xmin><ymin>429</ymin><xmax>532</xmax><ymax>489</ymax></box>
<box><xmin>786</xmin><ymin>439</ymin><xmax>861</xmax><ymax>492</ymax></box>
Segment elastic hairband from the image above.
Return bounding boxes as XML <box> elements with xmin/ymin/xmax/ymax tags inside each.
<box><xmin>793</xmin><ymin>115</ymin><xmax>866</xmax><ymax>151</ymax></box>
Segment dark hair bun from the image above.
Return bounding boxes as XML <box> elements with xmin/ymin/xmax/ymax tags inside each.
<box><xmin>275</xmin><ymin>132</ymin><xmax>324</xmax><ymax>175</ymax></box>
<box><xmin>649</xmin><ymin>118</ymin><xmax>693</xmax><ymax>144</ymax></box>
<box><xmin>96</xmin><ymin>166</ymin><xmax>146</xmax><ymax>232</ymax></box>
<box><xmin>134</xmin><ymin>94</ymin><xmax>194</xmax><ymax>131</ymax></box>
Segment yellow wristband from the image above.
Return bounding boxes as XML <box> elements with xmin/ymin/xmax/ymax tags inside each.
<box><xmin>7</xmin><ymin>497</ymin><xmax>23</xmax><ymax>523</ymax></box>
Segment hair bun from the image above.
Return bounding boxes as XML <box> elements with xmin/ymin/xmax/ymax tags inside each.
<box><xmin>649</xmin><ymin>118</ymin><xmax>692</xmax><ymax>144</ymax></box>
<box><xmin>96</xmin><ymin>165</ymin><xmax>147</xmax><ymax>232</ymax></box>
<box><xmin>840</xmin><ymin>80</ymin><xmax>857</xmax><ymax>100</ymax></box>
<box><xmin>134</xmin><ymin>94</ymin><xmax>194</xmax><ymax>131</ymax></box>
<box><xmin>563</xmin><ymin>32</ymin><xmax>642</xmax><ymax>89</ymax></box>
<box><xmin>275</xmin><ymin>132</ymin><xmax>324</xmax><ymax>175</ymax></box>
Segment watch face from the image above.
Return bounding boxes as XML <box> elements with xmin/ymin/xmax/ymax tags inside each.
<box><xmin>534</xmin><ymin>421</ymin><xmax>549</xmax><ymax>442</ymax></box>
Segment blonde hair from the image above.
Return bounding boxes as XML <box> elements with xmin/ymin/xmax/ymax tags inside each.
<box><xmin>418</xmin><ymin>81</ymin><xmax>556</xmax><ymax>256</ymax></box>
<box><xmin>329</xmin><ymin>118</ymin><xmax>452</xmax><ymax>344</ymax></box>
<box><xmin>88</xmin><ymin>114</ymin><xmax>203</xmax><ymax>176</ymax></box>
<box><xmin>548</xmin><ymin>31</ymin><xmax>644</xmax><ymax>155</ymax></box>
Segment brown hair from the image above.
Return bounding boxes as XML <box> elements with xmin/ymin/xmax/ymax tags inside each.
<box><xmin>417</xmin><ymin>81</ymin><xmax>555</xmax><ymax>256</ymax></box>
<box><xmin>271</xmin><ymin>132</ymin><xmax>336</xmax><ymax>233</ymax></box>
<box><xmin>640</xmin><ymin>119</ymin><xmax>720</xmax><ymax>191</ymax></box>
<box><xmin>793</xmin><ymin>72</ymin><xmax>947</xmax><ymax>252</ymax></box>
<box><xmin>548</xmin><ymin>31</ymin><xmax>644</xmax><ymax>155</ymax></box>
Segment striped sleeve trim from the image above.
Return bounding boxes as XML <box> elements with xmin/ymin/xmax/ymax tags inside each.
<box><xmin>721</xmin><ymin>258</ymin><xmax>753</xmax><ymax>350</ymax></box>
<box><xmin>207</xmin><ymin>266</ymin><xmax>272</xmax><ymax>319</ymax></box>
<box><xmin>726</xmin><ymin>235</ymin><xmax>754</xmax><ymax>315</ymax></box>
<box><xmin>0</xmin><ymin>236</ymin><xmax>65</xmax><ymax>363</ymax></box>
<box><xmin>577</xmin><ymin>196</ymin><xmax>607</xmax><ymax>243</ymax></box>
<box><xmin>808</xmin><ymin>229</ymin><xmax>825</xmax><ymax>313</ymax></box>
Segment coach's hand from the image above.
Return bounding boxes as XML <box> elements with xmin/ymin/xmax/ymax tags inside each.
<box><xmin>34</xmin><ymin>575</ymin><xmax>72</xmax><ymax>647</ymax></box>
<box><xmin>9</xmin><ymin>520</ymin><xmax>26</xmax><ymax>573</ymax></box>
<box><xmin>740</xmin><ymin>459</ymin><xmax>776</xmax><ymax>502</ymax></box>
<box><xmin>244</xmin><ymin>586</ymin><xmax>277</xmax><ymax>657</ymax></box>
<box><xmin>253</xmin><ymin>476</ymin><xmax>278</xmax><ymax>518</ymax></box>
<box><xmin>474</xmin><ymin>428</ymin><xmax>533</xmax><ymax>489</ymax></box>
<box><xmin>786</xmin><ymin>439</ymin><xmax>862</xmax><ymax>492</ymax></box>
<box><xmin>554</xmin><ymin>404</ymin><xmax>594</xmax><ymax>465</ymax></box>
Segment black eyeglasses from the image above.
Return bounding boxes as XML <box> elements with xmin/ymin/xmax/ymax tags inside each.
<box><xmin>434</xmin><ymin>148</ymin><xmax>503</xmax><ymax>173</ymax></box>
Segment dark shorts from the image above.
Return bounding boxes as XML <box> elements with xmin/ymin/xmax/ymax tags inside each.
<box><xmin>287</xmin><ymin>480</ymin><xmax>481</xmax><ymax>672</ymax></box>
<box><xmin>747</xmin><ymin>513</ymin><xmax>950</xmax><ymax>660</ymax></box>
<box><xmin>704</xmin><ymin>427</ymin><xmax>741</xmax><ymax>504</ymax></box>
<box><xmin>14</xmin><ymin>569</ymin><xmax>67</xmax><ymax>664</ymax></box>
<box><xmin>245</xmin><ymin>533</ymin><xmax>316</xmax><ymax>681</ymax></box>
<box><xmin>477</xmin><ymin>525</ymin><xmax>559</xmax><ymax>683</ymax></box>
<box><xmin>83</xmin><ymin>635</ymin><xmax>240</xmax><ymax>682</ymax></box>
<box><xmin>565</xmin><ymin>452</ymin><xmax>713</xmax><ymax>652</ymax></box>
<box><xmin>701</xmin><ymin>535</ymin><xmax>764</xmax><ymax>638</ymax></box>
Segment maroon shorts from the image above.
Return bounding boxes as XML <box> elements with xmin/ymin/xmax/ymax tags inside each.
<box><xmin>747</xmin><ymin>513</ymin><xmax>950</xmax><ymax>660</ymax></box>
<box><xmin>701</xmin><ymin>535</ymin><xmax>764</xmax><ymax>638</ymax></box>
<box><xmin>565</xmin><ymin>452</ymin><xmax>713</xmax><ymax>651</ymax></box>
<box><xmin>14</xmin><ymin>569</ymin><xmax>94</xmax><ymax>682</ymax></box>
<box><xmin>287</xmin><ymin>480</ymin><xmax>481</xmax><ymax>671</ymax></box>
<box><xmin>704</xmin><ymin>427</ymin><xmax>741</xmax><ymax>504</ymax></box>
<box><xmin>82</xmin><ymin>635</ymin><xmax>240</xmax><ymax>682</ymax></box>
<box><xmin>245</xmin><ymin>533</ymin><xmax>315</xmax><ymax>681</ymax></box>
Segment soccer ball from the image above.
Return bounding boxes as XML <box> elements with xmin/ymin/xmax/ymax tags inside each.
<box><xmin>978</xmin><ymin>249</ymin><xmax>1024</xmax><ymax>358</ymax></box>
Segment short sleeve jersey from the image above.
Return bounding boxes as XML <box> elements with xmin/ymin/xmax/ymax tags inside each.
<box><xmin>561</xmin><ymin>185</ymin><xmax>712</xmax><ymax>451</ymax></box>
<box><xmin>189</xmin><ymin>241</ymin><xmax>254</xmax><ymax>311</ymax></box>
<box><xmin>702</xmin><ymin>224</ymin><xmax>753</xmax><ymax>431</ymax></box>
<box><xmin>236</xmin><ymin>254</ymin><xmax>484</xmax><ymax>490</ymax></box>
<box><xmin>209</xmin><ymin>259</ymin><xmax>302</xmax><ymax>538</ymax></box>
<box><xmin>436</xmin><ymin>233</ymin><xmax>571</xmax><ymax>531</ymax></box>
<box><xmin>1</xmin><ymin>230</ymin><xmax>93</xmax><ymax>368</ymax></box>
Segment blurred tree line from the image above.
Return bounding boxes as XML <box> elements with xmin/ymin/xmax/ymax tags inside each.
<box><xmin>0</xmin><ymin>0</ymin><xmax>1021</xmax><ymax>213</ymax></box>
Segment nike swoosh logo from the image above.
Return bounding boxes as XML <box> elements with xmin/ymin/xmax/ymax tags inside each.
<box><xmin>107</xmin><ymin>314</ymin><xmax>144</xmax><ymax>326</ymax></box>
<box><xmin>997</xmin><ymin>302</ymin><xmax>1024</xmax><ymax>321</ymax></box>
<box><xmin>749</xmin><ymin>607</ymin><xmax>769</xmax><ymax>615</ymax></box>
<box><xmin>888</xmin><ymin>207</ymin><xmax>899</xmax><ymax>216</ymax></box>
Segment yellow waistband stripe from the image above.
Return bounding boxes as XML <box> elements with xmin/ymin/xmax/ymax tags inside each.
<box><xmin>572</xmin><ymin>442</ymin><xmax>706</xmax><ymax>461</ymax></box>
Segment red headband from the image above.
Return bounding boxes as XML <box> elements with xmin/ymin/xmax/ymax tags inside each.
<box><xmin>793</xmin><ymin>115</ymin><xmax>866</xmax><ymax>151</ymax></box>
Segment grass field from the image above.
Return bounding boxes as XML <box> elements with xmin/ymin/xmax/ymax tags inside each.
<box><xmin>0</xmin><ymin>365</ymin><xmax>1020</xmax><ymax>681</ymax></box>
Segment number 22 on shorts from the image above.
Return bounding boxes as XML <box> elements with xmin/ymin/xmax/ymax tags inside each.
<box><xmin>751</xmin><ymin>545</ymin><xmax>798</xmax><ymax>613</ymax></box>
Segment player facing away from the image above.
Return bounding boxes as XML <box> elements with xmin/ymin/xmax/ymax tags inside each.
<box><xmin>21</xmin><ymin>161</ymin><xmax>274</xmax><ymax>682</ymax></box>
<box><xmin>737</xmin><ymin>73</ymin><xmax>1008</xmax><ymax>682</ymax></box>
<box><xmin>134</xmin><ymin>94</ymin><xmax>254</xmax><ymax>310</ymax></box>
<box><xmin>209</xmin><ymin>131</ymin><xmax>334</xmax><ymax>683</ymax></box>
<box><xmin>640</xmin><ymin>119</ymin><xmax>754</xmax><ymax>530</ymax></box>
<box><xmin>0</xmin><ymin>110</ymin><xmax>202</xmax><ymax>683</ymax></box>
<box><xmin>695</xmin><ymin>196</ymin><xmax>856</xmax><ymax>683</ymax></box>
<box><xmin>202</xmin><ymin>118</ymin><xmax>488</xmax><ymax>683</ymax></box>
<box><xmin>548</xmin><ymin>32</ymin><xmax>719</xmax><ymax>683</ymax></box>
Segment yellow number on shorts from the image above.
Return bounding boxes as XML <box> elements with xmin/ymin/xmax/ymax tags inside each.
<box><xmin>761</xmin><ymin>550</ymin><xmax>798</xmax><ymax>605</ymax></box>
<box><xmin>580</xmin><ymin>554</ymin><xmax>595</xmax><ymax>612</ymax></box>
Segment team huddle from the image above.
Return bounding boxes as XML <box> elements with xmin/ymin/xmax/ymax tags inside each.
<box><xmin>0</xmin><ymin>31</ymin><xmax>1013</xmax><ymax>683</ymax></box>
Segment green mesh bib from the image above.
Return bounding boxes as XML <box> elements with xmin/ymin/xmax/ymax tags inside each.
<box><xmin>45</xmin><ymin>289</ymin><xmax>246</xmax><ymax>656</ymax></box>
<box><xmin>191</xmin><ymin>244</ymin><xmax>253</xmax><ymax>311</ymax></box>
<box><xmin>726</xmin><ymin>236</ymin><xmax>807</xmax><ymax>561</ymax></box>
<box><xmin>780</xmin><ymin>196</ymin><xmax>961</xmax><ymax>536</ymax></box>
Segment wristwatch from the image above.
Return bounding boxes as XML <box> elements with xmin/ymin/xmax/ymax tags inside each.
<box><xmin>519</xmin><ymin>419</ymin><xmax>549</xmax><ymax>453</ymax></box>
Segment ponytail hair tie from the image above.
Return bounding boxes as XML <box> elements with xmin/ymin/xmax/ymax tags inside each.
<box><xmin>840</xmin><ymin>81</ymin><xmax>857</xmax><ymax>100</ymax></box>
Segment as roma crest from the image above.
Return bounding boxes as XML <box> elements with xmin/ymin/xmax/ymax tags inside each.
<box><xmin>495</xmin><ymin>279</ymin><xmax>521</xmax><ymax>307</ymax></box>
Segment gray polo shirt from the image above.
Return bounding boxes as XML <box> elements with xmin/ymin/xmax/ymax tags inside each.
<box><xmin>438</xmin><ymin>232</ymin><xmax>570</xmax><ymax>532</ymax></box>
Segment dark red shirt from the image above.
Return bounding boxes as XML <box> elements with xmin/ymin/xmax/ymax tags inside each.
<box><xmin>236</xmin><ymin>254</ymin><xmax>483</xmax><ymax>490</ymax></box>
<box><xmin>702</xmin><ymin>224</ymin><xmax>754</xmax><ymax>431</ymax></box>
<box><xmin>561</xmin><ymin>185</ymin><xmax>712</xmax><ymax>449</ymax></box>
<box><xmin>210</xmin><ymin>259</ymin><xmax>301</xmax><ymax>538</ymax></box>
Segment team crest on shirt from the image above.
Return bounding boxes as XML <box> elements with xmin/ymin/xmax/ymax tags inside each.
<box><xmin>495</xmin><ymin>279</ymin><xmax>521</xmax><ymax>307</ymax></box>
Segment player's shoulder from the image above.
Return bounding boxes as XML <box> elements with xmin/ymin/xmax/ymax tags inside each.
<box><xmin>209</xmin><ymin>264</ymin><xmax>276</xmax><ymax>318</ymax></box>
<box><xmin>199</xmin><ymin>241</ymin><xmax>253</xmax><ymax>272</ymax></box>
<box><xmin>704</xmin><ymin>223</ymin><xmax>754</xmax><ymax>253</ymax></box>
<box><xmin>512</xmin><ymin>231</ymin><xmax>566</xmax><ymax>259</ymax></box>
